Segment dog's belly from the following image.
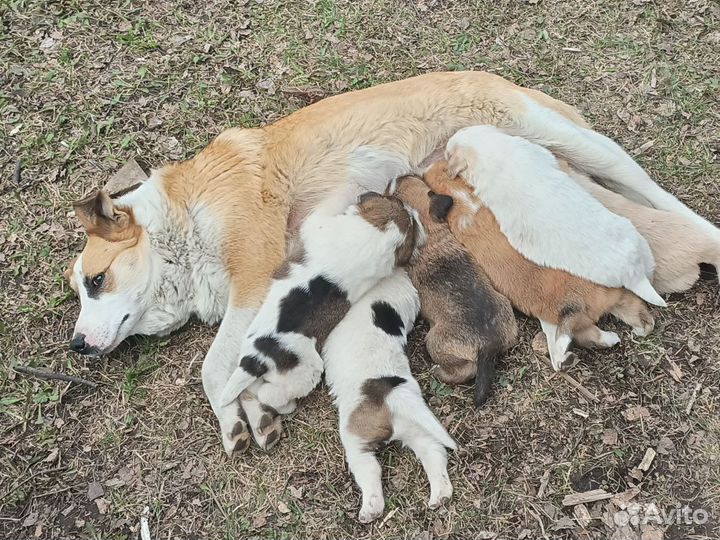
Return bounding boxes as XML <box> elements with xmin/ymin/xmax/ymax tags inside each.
<box><xmin>286</xmin><ymin>143</ymin><xmax>447</xmax><ymax>235</ymax></box>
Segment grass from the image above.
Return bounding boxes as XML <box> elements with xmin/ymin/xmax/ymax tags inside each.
<box><xmin>1</xmin><ymin>0</ymin><xmax>719</xmax><ymax>538</ymax></box>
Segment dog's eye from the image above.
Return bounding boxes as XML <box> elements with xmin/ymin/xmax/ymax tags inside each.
<box><xmin>91</xmin><ymin>273</ymin><xmax>105</xmax><ymax>288</ymax></box>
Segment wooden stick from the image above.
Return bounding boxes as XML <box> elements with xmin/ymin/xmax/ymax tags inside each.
<box><xmin>13</xmin><ymin>365</ymin><xmax>97</xmax><ymax>388</ymax></box>
<box><xmin>540</xmin><ymin>357</ymin><xmax>599</xmax><ymax>403</ymax></box>
<box><xmin>686</xmin><ymin>382</ymin><xmax>701</xmax><ymax>414</ymax></box>
<box><xmin>13</xmin><ymin>159</ymin><xmax>21</xmax><ymax>184</ymax></box>
<box><xmin>562</xmin><ymin>489</ymin><xmax>613</xmax><ymax>506</ymax></box>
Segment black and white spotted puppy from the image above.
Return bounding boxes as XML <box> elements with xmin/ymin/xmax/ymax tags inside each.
<box><xmin>323</xmin><ymin>269</ymin><xmax>456</xmax><ymax>523</ymax></box>
<box><xmin>220</xmin><ymin>193</ymin><xmax>419</xmax><ymax>453</ymax></box>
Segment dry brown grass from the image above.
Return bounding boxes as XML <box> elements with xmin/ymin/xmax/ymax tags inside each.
<box><xmin>1</xmin><ymin>0</ymin><xmax>719</xmax><ymax>539</ymax></box>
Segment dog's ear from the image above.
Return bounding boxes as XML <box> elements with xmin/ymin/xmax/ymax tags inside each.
<box><xmin>428</xmin><ymin>192</ymin><xmax>454</xmax><ymax>222</ymax></box>
<box><xmin>73</xmin><ymin>190</ymin><xmax>136</xmax><ymax>240</ymax></box>
<box><xmin>63</xmin><ymin>258</ymin><xmax>79</xmax><ymax>294</ymax></box>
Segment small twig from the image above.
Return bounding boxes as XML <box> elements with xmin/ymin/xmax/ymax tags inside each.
<box><xmin>140</xmin><ymin>506</ymin><xmax>152</xmax><ymax>540</ymax></box>
<box><xmin>686</xmin><ymin>382</ymin><xmax>702</xmax><ymax>414</ymax></box>
<box><xmin>13</xmin><ymin>159</ymin><xmax>21</xmax><ymax>184</ymax></box>
<box><xmin>540</xmin><ymin>357</ymin><xmax>599</xmax><ymax>403</ymax></box>
<box><xmin>13</xmin><ymin>365</ymin><xmax>97</xmax><ymax>388</ymax></box>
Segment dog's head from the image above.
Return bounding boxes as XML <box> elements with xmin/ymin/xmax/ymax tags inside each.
<box><xmin>65</xmin><ymin>190</ymin><xmax>157</xmax><ymax>356</ymax></box>
<box><xmin>352</xmin><ymin>192</ymin><xmax>420</xmax><ymax>265</ymax></box>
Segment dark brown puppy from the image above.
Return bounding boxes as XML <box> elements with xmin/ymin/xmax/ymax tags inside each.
<box><xmin>392</xmin><ymin>175</ymin><xmax>517</xmax><ymax>405</ymax></box>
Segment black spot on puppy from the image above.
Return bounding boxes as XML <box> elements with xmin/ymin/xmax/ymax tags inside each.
<box><xmin>371</xmin><ymin>301</ymin><xmax>404</xmax><ymax>336</ymax></box>
<box><xmin>362</xmin><ymin>376</ymin><xmax>406</xmax><ymax>406</ymax></box>
<box><xmin>239</xmin><ymin>355</ymin><xmax>268</xmax><ymax>377</ymax></box>
<box><xmin>254</xmin><ymin>336</ymin><xmax>300</xmax><ymax>372</ymax></box>
<box><xmin>277</xmin><ymin>275</ymin><xmax>351</xmax><ymax>347</ymax></box>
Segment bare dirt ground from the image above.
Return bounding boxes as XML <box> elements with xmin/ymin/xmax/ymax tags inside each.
<box><xmin>1</xmin><ymin>1</ymin><xmax>719</xmax><ymax>539</ymax></box>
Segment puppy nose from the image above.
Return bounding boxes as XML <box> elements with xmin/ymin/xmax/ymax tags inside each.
<box><xmin>69</xmin><ymin>333</ymin><xmax>88</xmax><ymax>354</ymax></box>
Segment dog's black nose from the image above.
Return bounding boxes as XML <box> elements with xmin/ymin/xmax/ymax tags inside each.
<box><xmin>69</xmin><ymin>333</ymin><xmax>87</xmax><ymax>354</ymax></box>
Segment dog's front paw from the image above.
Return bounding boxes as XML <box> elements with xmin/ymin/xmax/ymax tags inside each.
<box><xmin>218</xmin><ymin>402</ymin><xmax>251</xmax><ymax>457</ymax></box>
<box><xmin>428</xmin><ymin>476</ymin><xmax>453</xmax><ymax>509</ymax></box>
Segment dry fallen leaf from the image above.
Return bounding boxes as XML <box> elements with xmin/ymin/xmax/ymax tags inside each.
<box><xmin>601</xmin><ymin>429</ymin><xmax>618</xmax><ymax>446</ymax></box>
<box><xmin>531</xmin><ymin>331</ymin><xmax>549</xmax><ymax>356</ymax></box>
<box><xmin>277</xmin><ymin>501</ymin><xmax>291</xmax><ymax>514</ymax></box>
<box><xmin>623</xmin><ymin>406</ymin><xmax>650</xmax><ymax>421</ymax></box>
<box><xmin>656</xmin><ymin>436</ymin><xmax>675</xmax><ymax>455</ymax></box>
<box><xmin>87</xmin><ymin>481</ymin><xmax>104</xmax><ymax>501</ymax></box>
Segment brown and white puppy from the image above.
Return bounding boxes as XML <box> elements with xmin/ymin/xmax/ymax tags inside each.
<box><xmin>558</xmin><ymin>161</ymin><xmax>720</xmax><ymax>294</ymax></box>
<box><xmin>391</xmin><ymin>175</ymin><xmax>517</xmax><ymax>405</ymax></box>
<box><xmin>323</xmin><ymin>269</ymin><xmax>455</xmax><ymax>523</ymax></box>
<box><xmin>424</xmin><ymin>162</ymin><xmax>654</xmax><ymax>371</ymax></box>
<box><xmin>64</xmin><ymin>71</ymin><xmax>717</xmax><ymax>453</ymax></box>
<box><xmin>219</xmin><ymin>193</ymin><xmax>418</xmax><ymax>454</ymax></box>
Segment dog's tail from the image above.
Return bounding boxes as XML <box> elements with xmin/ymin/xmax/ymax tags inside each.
<box><xmin>508</xmin><ymin>90</ymin><xmax>720</xmax><ymax>242</ymax></box>
<box><xmin>474</xmin><ymin>340</ymin><xmax>503</xmax><ymax>407</ymax></box>
<box><xmin>627</xmin><ymin>276</ymin><xmax>667</xmax><ymax>308</ymax></box>
<box><xmin>220</xmin><ymin>363</ymin><xmax>261</xmax><ymax>407</ymax></box>
<box><xmin>387</xmin><ymin>385</ymin><xmax>457</xmax><ymax>450</ymax></box>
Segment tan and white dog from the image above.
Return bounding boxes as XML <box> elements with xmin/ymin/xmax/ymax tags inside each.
<box><xmin>64</xmin><ymin>71</ymin><xmax>719</xmax><ymax>453</ymax></box>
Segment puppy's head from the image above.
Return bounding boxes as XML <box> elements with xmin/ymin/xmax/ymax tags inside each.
<box><xmin>390</xmin><ymin>173</ymin><xmax>455</xmax><ymax>227</ymax></box>
<box><xmin>353</xmin><ymin>192</ymin><xmax>419</xmax><ymax>265</ymax></box>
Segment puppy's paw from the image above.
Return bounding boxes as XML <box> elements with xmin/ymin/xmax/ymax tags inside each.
<box><xmin>218</xmin><ymin>403</ymin><xmax>251</xmax><ymax>457</ymax></box>
<box><xmin>632</xmin><ymin>316</ymin><xmax>655</xmax><ymax>337</ymax></box>
<box><xmin>255</xmin><ymin>409</ymin><xmax>283</xmax><ymax>452</ymax></box>
<box><xmin>559</xmin><ymin>352</ymin><xmax>578</xmax><ymax>371</ymax></box>
<box><xmin>600</xmin><ymin>331</ymin><xmax>621</xmax><ymax>348</ymax></box>
<box><xmin>358</xmin><ymin>494</ymin><xmax>384</xmax><ymax>524</ymax></box>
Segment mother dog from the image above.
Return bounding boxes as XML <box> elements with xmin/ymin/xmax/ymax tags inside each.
<box><xmin>64</xmin><ymin>71</ymin><xmax>717</xmax><ymax>453</ymax></box>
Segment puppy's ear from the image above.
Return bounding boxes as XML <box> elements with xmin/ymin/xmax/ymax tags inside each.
<box><xmin>429</xmin><ymin>192</ymin><xmax>454</xmax><ymax>222</ymax></box>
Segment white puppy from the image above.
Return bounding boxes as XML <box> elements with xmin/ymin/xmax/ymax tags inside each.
<box><xmin>220</xmin><ymin>193</ymin><xmax>419</xmax><ymax>452</ymax></box>
<box><xmin>323</xmin><ymin>269</ymin><xmax>456</xmax><ymax>523</ymax></box>
<box><xmin>446</xmin><ymin>125</ymin><xmax>666</xmax><ymax>307</ymax></box>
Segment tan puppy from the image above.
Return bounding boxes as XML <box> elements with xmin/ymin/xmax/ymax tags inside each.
<box><xmin>391</xmin><ymin>175</ymin><xmax>517</xmax><ymax>404</ymax></box>
<box><xmin>424</xmin><ymin>162</ymin><xmax>654</xmax><ymax>371</ymax></box>
<box><xmin>558</xmin><ymin>161</ymin><xmax>720</xmax><ymax>294</ymax></box>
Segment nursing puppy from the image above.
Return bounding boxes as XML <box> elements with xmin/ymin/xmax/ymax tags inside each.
<box><xmin>562</xmin><ymin>163</ymin><xmax>720</xmax><ymax>294</ymax></box>
<box><xmin>391</xmin><ymin>175</ymin><xmax>517</xmax><ymax>405</ymax></box>
<box><xmin>424</xmin><ymin>162</ymin><xmax>654</xmax><ymax>371</ymax></box>
<box><xmin>220</xmin><ymin>193</ymin><xmax>418</xmax><ymax>452</ymax></box>
<box><xmin>323</xmin><ymin>269</ymin><xmax>456</xmax><ymax>523</ymax></box>
<box><xmin>446</xmin><ymin>125</ymin><xmax>666</xmax><ymax>308</ymax></box>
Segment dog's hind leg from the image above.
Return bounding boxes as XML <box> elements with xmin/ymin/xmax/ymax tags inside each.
<box><xmin>399</xmin><ymin>423</ymin><xmax>453</xmax><ymax>509</ymax></box>
<box><xmin>610</xmin><ymin>292</ymin><xmax>655</xmax><ymax>337</ymax></box>
<box><xmin>508</xmin><ymin>93</ymin><xmax>720</xmax><ymax>241</ymax></box>
<box><xmin>341</xmin><ymin>430</ymin><xmax>385</xmax><ymax>524</ymax></box>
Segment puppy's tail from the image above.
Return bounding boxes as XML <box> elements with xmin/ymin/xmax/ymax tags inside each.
<box><xmin>474</xmin><ymin>340</ymin><xmax>502</xmax><ymax>407</ymax></box>
<box><xmin>220</xmin><ymin>364</ymin><xmax>260</xmax><ymax>407</ymax></box>
<box><xmin>387</xmin><ymin>386</ymin><xmax>457</xmax><ymax>450</ymax></box>
<box><xmin>628</xmin><ymin>276</ymin><xmax>666</xmax><ymax>308</ymax></box>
